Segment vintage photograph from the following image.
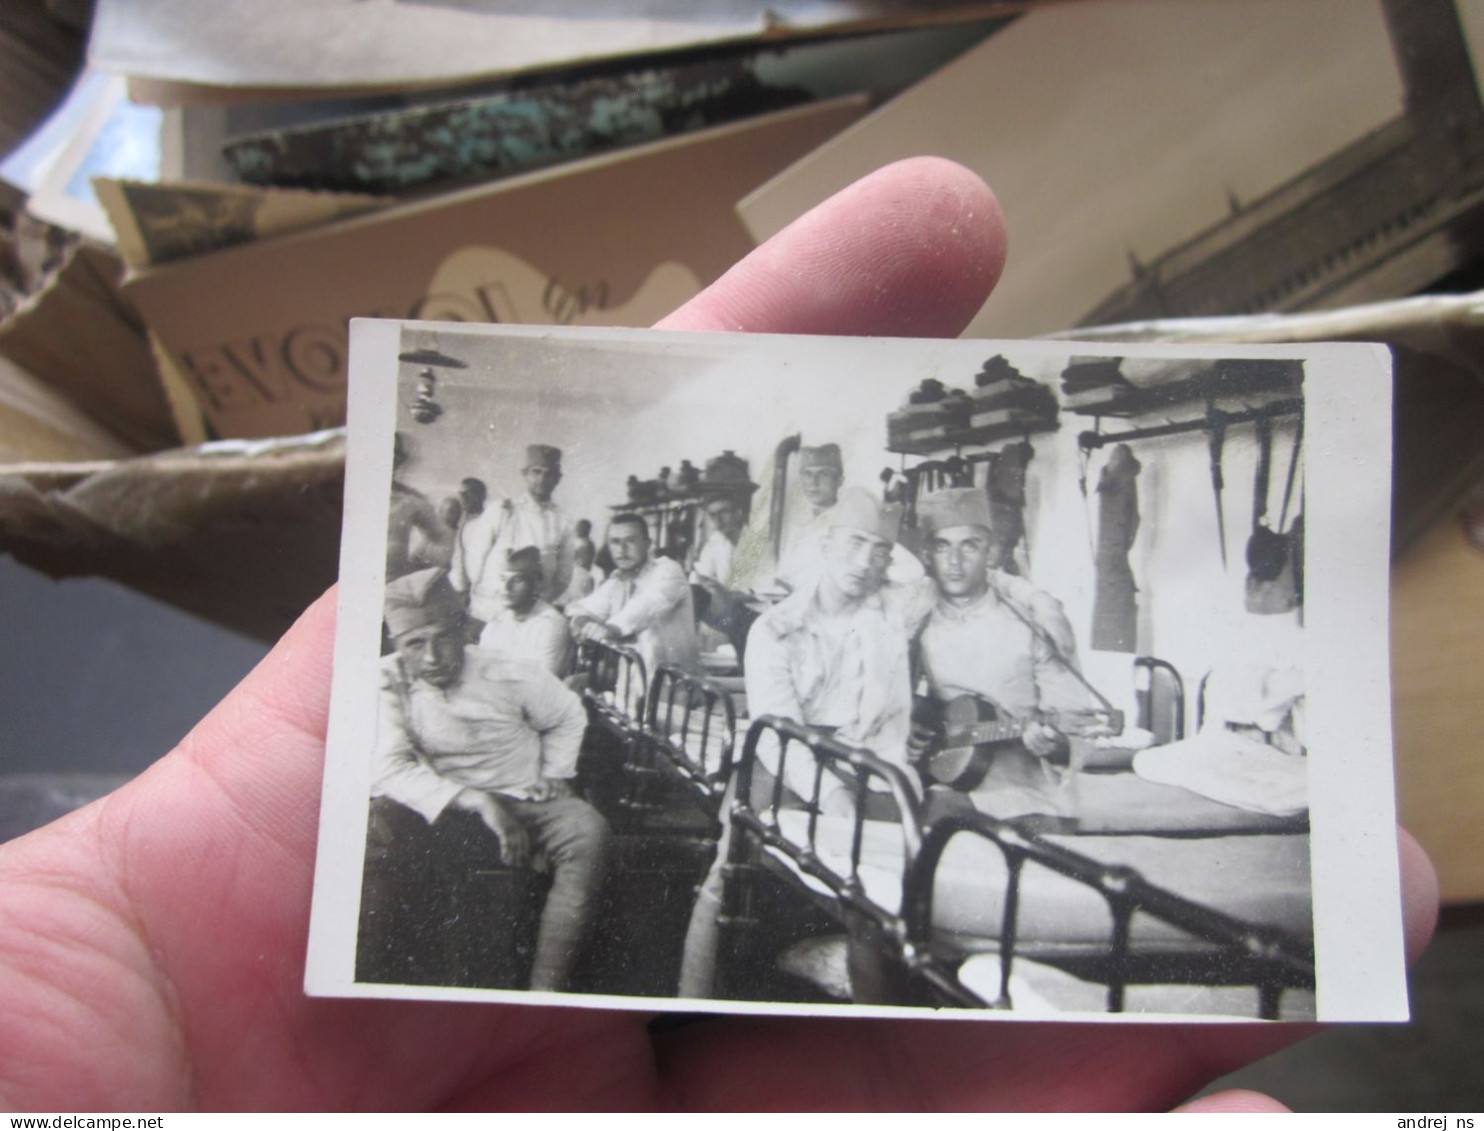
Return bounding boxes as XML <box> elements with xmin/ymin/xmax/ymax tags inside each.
<box><xmin>306</xmin><ymin>320</ymin><xmax>1403</xmax><ymax>1021</ymax></box>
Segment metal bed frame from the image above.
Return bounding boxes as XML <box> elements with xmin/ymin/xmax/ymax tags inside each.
<box><xmin>571</xmin><ymin>638</ymin><xmax>650</xmax><ymax>821</ymax></box>
<box><xmin>573</xmin><ymin>637</ymin><xmax>649</xmax><ymax>735</ymax></box>
<box><xmin>900</xmin><ymin>809</ymin><xmax>1316</xmax><ymax>1017</ymax></box>
<box><xmin>567</xmin><ymin>654</ymin><xmax>1312</xmax><ymax>1014</ymax></box>
<box><xmin>641</xmin><ymin>664</ymin><xmax>739</xmax><ymax>818</ymax></box>
<box><xmin>1133</xmin><ymin>655</ymin><xmax>1187</xmax><ymax>744</ymax></box>
<box><xmin>715</xmin><ymin>715</ymin><xmax>926</xmax><ymax>1004</ymax></box>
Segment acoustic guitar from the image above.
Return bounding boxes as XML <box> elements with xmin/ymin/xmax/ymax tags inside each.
<box><xmin>913</xmin><ymin>694</ymin><xmax>1124</xmax><ymax>791</ymax></box>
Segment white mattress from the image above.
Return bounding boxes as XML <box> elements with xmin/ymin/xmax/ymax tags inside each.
<box><xmin>770</xmin><ymin>810</ymin><xmax>1313</xmax><ymax>947</ymax></box>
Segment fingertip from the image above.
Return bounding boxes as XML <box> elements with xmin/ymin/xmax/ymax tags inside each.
<box><xmin>1397</xmin><ymin>825</ymin><xmax>1440</xmax><ymax>965</ymax></box>
<box><xmin>658</xmin><ymin>156</ymin><xmax>1005</xmax><ymax>339</ymax></box>
<box><xmin>1174</xmin><ymin>1088</ymin><xmax>1292</xmax><ymax>1113</ymax></box>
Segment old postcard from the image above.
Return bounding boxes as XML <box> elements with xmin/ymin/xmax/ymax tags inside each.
<box><xmin>306</xmin><ymin>319</ymin><xmax>1403</xmax><ymax>1022</ymax></box>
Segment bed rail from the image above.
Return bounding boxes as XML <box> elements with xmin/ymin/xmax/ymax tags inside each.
<box><xmin>902</xmin><ymin>810</ymin><xmax>1316</xmax><ymax>1017</ymax></box>
<box><xmin>644</xmin><ymin>665</ymin><xmax>739</xmax><ymax>812</ymax></box>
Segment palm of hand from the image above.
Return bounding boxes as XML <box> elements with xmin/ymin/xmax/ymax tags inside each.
<box><xmin>0</xmin><ymin>159</ymin><xmax>1437</xmax><ymax>1112</ymax></box>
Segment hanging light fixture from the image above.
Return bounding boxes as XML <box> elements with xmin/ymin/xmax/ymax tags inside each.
<box><xmin>396</xmin><ymin>341</ymin><xmax>467</xmax><ymax>426</ymax></box>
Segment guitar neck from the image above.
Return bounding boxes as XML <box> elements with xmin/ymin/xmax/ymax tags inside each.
<box><xmin>947</xmin><ymin>707</ymin><xmax>1124</xmax><ymax>746</ymax></box>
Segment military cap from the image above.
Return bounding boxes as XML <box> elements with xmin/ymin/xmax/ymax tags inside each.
<box><xmin>917</xmin><ymin>487</ymin><xmax>995</xmax><ymax>538</ymax></box>
<box><xmin>524</xmin><ymin>444</ymin><xmax>563</xmax><ymax>471</ymax></box>
<box><xmin>799</xmin><ymin>443</ymin><xmax>843</xmax><ymax>473</ymax></box>
<box><xmin>829</xmin><ymin>486</ymin><xmax>901</xmax><ymax>544</ymax></box>
<box><xmin>500</xmin><ymin>545</ymin><xmax>543</xmax><ymax>575</ymax></box>
<box><xmin>384</xmin><ymin>568</ymin><xmax>464</xmax><ymax>638</ymax></box>
<box><xmin>699</xmin><ymin>449</ymin><xmax>760</xmax><ymax>497</ymax></box>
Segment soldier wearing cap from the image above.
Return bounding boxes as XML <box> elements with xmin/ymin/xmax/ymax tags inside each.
<box><xmin>775</xmin><ymin>442</ymin><xmax>923</xmax><ymax>593</ymax></box>
<box><xmin>688</xmin><ymin>455</ymin><xmax>764</xmax><ymax>657</ymax></box>
<box><xmin>745</xmin><ymin>486</ymin><xmax>933</xmax><ymax>790</ymax></box>
<box><xmin>917</xmin><ymin>487</ymin><xmax>1089</xmax><ymax>759</ymax></box>
<box><xmin>364</xmin><ymin>568</ymin><xmax>608</xmax><ymax>991</ymax></box>
<box><xmin>772</xmin><ymin>443</ymin><xmax>843</xmax><ymax>590</ymax></box>
<box><xmin>678</xmin><ymin>487</ymin><xmax>933</xmax><ymax>997</ymax></box>
<box><xmin>476</xmin><ymin>545</ymin><xmax>573</xmax><ymax>678</ymax></box>
<box><xmin>797</xmin><ymin>442</ymin><xmax>844</xmax><ymax>513</ymax></box>
<box><xmin>452</xmin><ymin>444</ymin><xmax>576</xmax><ymax>622</ymax></box>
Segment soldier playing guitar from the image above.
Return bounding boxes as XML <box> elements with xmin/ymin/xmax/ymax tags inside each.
<box><xmin>913</xmin><ymin>488</ymin><xmax>1120</xmax><ymax>793</ymax></box>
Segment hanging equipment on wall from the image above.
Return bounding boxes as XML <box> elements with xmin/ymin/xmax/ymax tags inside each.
<box><xmin>1091</xmin><ymin>442</ymin><xmax>1142</xmax><ymax>652</ymax></box>
<box><xmin>1246</xmin><ymin>418</ymin><xmax>1304</xmax><ymax>615</ymax></box>
<box><xmin>1206</xmin><ymin>403</ymin><xmax>1229</xmax><ymax>569</ymax></box>
<box><xmin>984</xmin><ymin>439</ymin><xmax>1034</xmax><ymax>571</ymax></box>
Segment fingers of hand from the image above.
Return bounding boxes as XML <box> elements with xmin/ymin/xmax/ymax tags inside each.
<box><xmin>482</xmin><ymin>804</ymin><xmax>529</xmax><ymax>867</ymax></box>
<box><xmin>656</xmin><ymin>156</ymin><xmax>1005</xmax><ymax>339</ymax></box>
<box><xmin>1024</xmin><ymin>723</ymin><xmax>1060</xmax><ymax>757</ymax></box>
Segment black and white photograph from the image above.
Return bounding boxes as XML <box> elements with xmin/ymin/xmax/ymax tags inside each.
<box><xmin>306</xmin><ymin>319</ymin><xmax>1403</xmax><ymax>1022</ymax></box>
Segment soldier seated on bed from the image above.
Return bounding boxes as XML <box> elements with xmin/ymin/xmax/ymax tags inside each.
<box><xmin>677</xmin><ymin>489</ymin><xmax>932</xmax><ymax>999</ymax></box>
<box><xmin>359</xmin><ymin>567</ymin><xmax>609</xmax><ymax>992</ymax></box>
<box><xmin>914</xmin><ymin>487</ymin><xmax>1105</xmax><ymax>780</ymax></box>
<box><xmin>476</xmin><ymin>545</ymin><xmax>573</xmax><ymax>678</ymax></box>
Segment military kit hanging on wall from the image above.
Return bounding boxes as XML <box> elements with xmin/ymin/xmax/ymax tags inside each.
<box><xmin>1091</xmin><ymin>442</ymin><xmax>1142</xmax><ymax>652</ymax></box>
<box><xmin>886</xmin><ymin>355</ymin><xmax>1059</xmax><ymax>455</ymax></box>
<box><xmin>890</xmin><ymin>442</ymin><xmax>1037</xmax><ymax>575</ymax></box>
<box><xmin>1066</xmin><ymin>355</ymin><xmax>1305</xmax><ymax>577</ymax></box>
<box><xmin>1246</xmin><ymin>416</ymin><xmax>1304</xmax><ymax>615</ymax></box>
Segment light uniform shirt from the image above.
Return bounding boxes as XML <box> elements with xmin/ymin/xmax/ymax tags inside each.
<box><xmin>476</xmin><ymin>599</ymin><xmax>573</xmax><ymax>678</ymax></box>
<box><xmin>452</xmin><ymin>492</ymin><xmax>575</xmax><ymax>617</ymax></box>
<box><xmin>690</xmin><ymin>528</ymin><xmax>738</xmax><ymax>586</ymax></box>
<box><xmin>568</xmin><ymin>555</ymin><xmax>699</xmax><ymax>676</ymax></box>
<box><xmin>919</xmin><ymin>571</ymin><xmax>1088</xmax><ymax>721</ymax></box>
<box><xmin>373</xmin><ymin>648</ymin><xmax>587</xmax><ymax>822</ymax></box>
<box><xmin>745</xmin><ymin>576</ymin><xmax>933</xmax><ymax>798</ymax></box>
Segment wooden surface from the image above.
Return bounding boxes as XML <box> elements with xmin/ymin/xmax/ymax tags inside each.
<box><xmin>1392</xmin><ymin>514</ymin><xmax>1484</xmax><ymax>902</ymax></box>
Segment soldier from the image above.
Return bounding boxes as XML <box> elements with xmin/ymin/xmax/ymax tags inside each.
<box><xmin>916</xmin><ymin>487</ymin><xmax>1094</xmax><ymax>764</ymax></box>
<box><xmin>362</xmin><ymin>568</ymin><xmax>608</xmax><ymax>991</ymax></box>
<box><xmin>774</xmin><ymin>443</ymin><xmax>844</xmax><ymax>591</ymax></box>
<box><xmin>476</xmin><ymin>545</ymin><xmax>573</xmax><ymax>678</ymax></box>
<box><xmin>678</xmin><ymin>489</ymin><xmax>932</xmax><ymax>997</ymax></box>
<box><xmin>775</xmin><ymin>443</ymin><xmax>922</xmax><ymax>593</ymax></box>
<box><xmin>567</xmin><ymin>513</ymin><xmax>698</xmax><ymax>676</ymax></box>
<box><xmin>453</xmin><ymin>444</ymin><xmax>576</xmax><ymax>625</ymax></box>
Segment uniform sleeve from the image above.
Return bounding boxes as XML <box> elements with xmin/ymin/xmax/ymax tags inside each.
<box><xmin>566</xmin><ymin>575</ymin><xmax>615</xmax><ymax>623</ymax></box>
<box><xmin>690</xmin><ymin>534</ymin><xmax>724</xmax><ymax>585</ymax></box>
<box><xmin>451</xmin><ymin>507</ymin><xmax>502</xmax><ymax>594</ymax></box>
<box><xmin>371</xmin><ymin>668</ymin><xmax>465</xmax><ymax>823</ymax></box>
<box><xmin>1029</xmin><ymin>593</ymin><xmax>1095</xmax><ymax>715</ymax></box>
<box><xmin>521</xmin><ymin>669</ymin><xmax>588</xmax><ymax>780</ymax></box>
<box><xmin>550</xmin><ymin>520</ymin><xmax>576</xmax><ymax>605</ymax></box>
<box><xmin>608</xmin><ymin>559</ymin><xmax>688</xmax><ymax>637</ymax></box>
<box><xmin>742</xmin><ymin>618</ymin><xmax>822</xmax><ymax>801</ymax></box>
<box><xmin>743</xmin><ymin>619</ymin><xmax>805</xmax><ymax>726</ymax></box>
<box><xmin>889</xmin><ymin>575</ymin><xmax>938</xmax><ymax>638</ymax></box>
<box><xmin>537</xmin><ymin>612</ymin><xmax>574</xmax><ymax>677</ymax></box>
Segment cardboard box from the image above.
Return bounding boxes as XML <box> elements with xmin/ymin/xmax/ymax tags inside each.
<box><xmin>120</xmin><ymin>97</ymin><xmax>867</xmax><ymax>441</ymax></box>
